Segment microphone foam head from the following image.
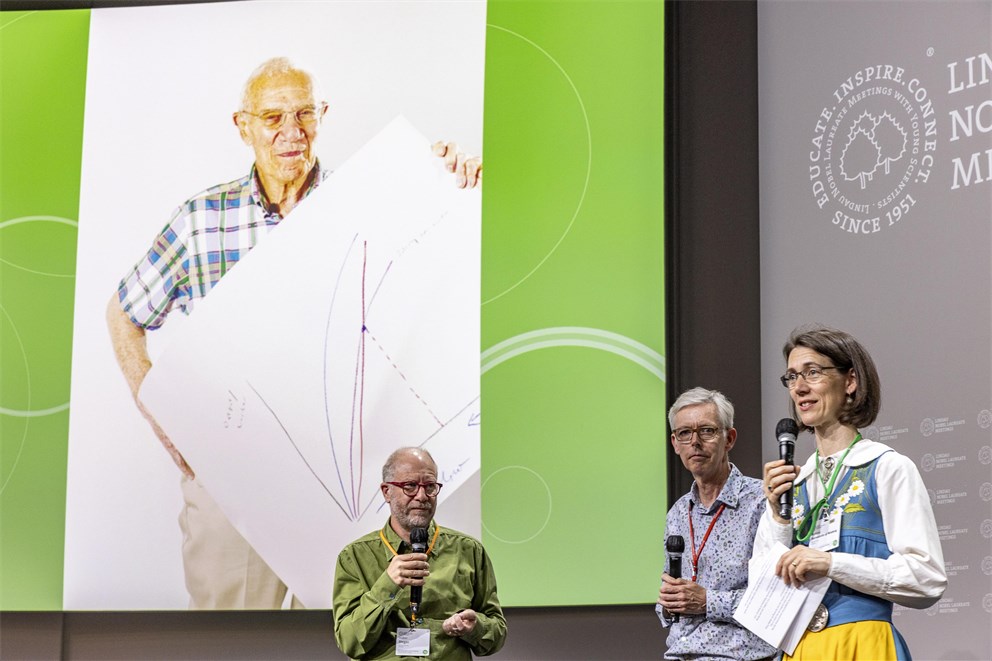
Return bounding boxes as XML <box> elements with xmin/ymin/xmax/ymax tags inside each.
<box><xmin>665</xmin><ymin>535</ymin><xmax>685</xmax><ymax>553</ymax></box>
<box><xmin>410</xmin><ymin>527</ymin><xmax>429</xmax><ymax>546</ymax></box>
<box><xmin>776</xmin><ymin>418</ymin><xmax>799</xmax><ymax>438</ymax></box>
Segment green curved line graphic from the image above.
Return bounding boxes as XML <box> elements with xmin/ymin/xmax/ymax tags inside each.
<box><xmin>0</xmin><ymin>215</ymin><xmax>79</xmax><ymax>230</ymax></box>
<box><xmin>0</xmin><ymin>11</ymin><xmax>37</xmax><ymax>32</ymax></box>
<box><xmin>481</xmin><ymin>24</ymin><xmax>592</xmax><ymax>306</ymax></box>
<box><xmin>483</xmin><ymin>326</ymin><xmax>664</xmax><ymax>360</ymax></box>
<box><xmin>0</xmin><ymin>304</ymin><xmax>31</xmax><ymax>495</ymax></box>
<box><xmin>0</xmin><ymin>216</ymin><xmax>79</xmax><ymax>277</ymax></box>
<box><xmin>481</xmin><ymin>327</ymin><xmax>665</xmax><ymax>381</ymax></box>
<box><xmin>0</xmin><ymin>403</ymin><xmax>71</xmax><ymax>418</ymax></box>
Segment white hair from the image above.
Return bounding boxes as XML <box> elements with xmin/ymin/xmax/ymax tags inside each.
<box><xmin>667</xmin><ymin>387</ymin><xmax>735</xmax><ymax>430</ymax></box>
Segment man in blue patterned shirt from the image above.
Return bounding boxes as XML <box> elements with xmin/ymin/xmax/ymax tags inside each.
<box><xmin>106</xmin><ymin>57</ymin><xmax>480</xmax><ymax>609</ymax></box>
<box><xmin>656</xmin><ymin>387</ymin><xmax>777</xmax><ymax>660</ymax></box>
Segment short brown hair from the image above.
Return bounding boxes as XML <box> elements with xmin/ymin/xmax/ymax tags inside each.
<box><xmin>783</xmin><ymin>325</ymin><xmax>881</xmax><ymax>431</ymax></box>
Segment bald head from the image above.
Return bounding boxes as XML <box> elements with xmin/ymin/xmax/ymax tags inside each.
<box><xmin>239</xmin><ymin>57</ymin><xmax>321</xmax><ymax>113</ymax></box>
<box><xmin>382</xmin><ymin>447</ymin><xmax>436</xmax><ymax>482</ymax></box>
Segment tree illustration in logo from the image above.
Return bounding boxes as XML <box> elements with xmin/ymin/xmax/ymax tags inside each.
<box><xmin>840</xmin><ymin>111</ymin><xmax>881</xmax><ymax>190</ymax></box>
<box><xmin>839</xmin><ymin>110</ymin><xmax>909</xmax><ymax>189</ymax></box>
<box><xmin>872</xmin><ymin>111</ymin><xmax>907</xmax><ymax>175</ymax></box>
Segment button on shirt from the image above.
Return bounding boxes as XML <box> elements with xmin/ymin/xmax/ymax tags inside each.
<box><xmin>659</xmin><ymin>464</ymin><xmax>777</xmax><ymax>661</ymax></box>
<box><xmin>117</xmin><ymin>163</ymin><xmax>326</xmax><ymax>330</ymax></box>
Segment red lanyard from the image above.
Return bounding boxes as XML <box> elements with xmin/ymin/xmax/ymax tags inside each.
<box><xmin>687</xmin><ymin>502</ymin><xmax>726</xmax><ymax>582</ymax></box>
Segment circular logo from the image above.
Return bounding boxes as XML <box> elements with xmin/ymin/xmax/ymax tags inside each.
<box><xmin>921</xmin><ymin>453</ymin><xmax>936</xmax><ymax>472</ymax></box>
<box><xmin>984</xmin><ymin>594</ymin><xmax>992</xmax><ymax>614</ymax></box>
<box><xmin>981</xmin><ymin>483</ymin><xmax>992</xmax><ymax>502</ymax></box>
<box><xmin>921</xmin><ymin>417</ymin><xmax>935</xmax><ymax>437</ymax></box>
<box><xmin>809</xmin><ymin>65</ymin><xmax>936</xmax><ymax>235</ymax></box>
<box><xmin>861</xmin><ymin>425</ymin><xmax>880</xmax><ymax>442</ymax></box>
<box><xmin>980</xmin><ymin>446</ymin><xmax>992</xmax><ymax>466</ymax></box>
<box><xmin>978</xmin><ymin>409</ymin><xmax>992</xmax><ymax>429</ymax></box>
<box><xmin>982</xmin><ymin>556</ymin><xmax>992</xmax><ymax>576</ymax></box>
<box><xmin>982</xmin><ymin>519</ymin><xmax>992</xmax><ymax>539</ymax></box>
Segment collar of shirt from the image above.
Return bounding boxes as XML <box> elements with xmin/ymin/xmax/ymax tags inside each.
<box><xmin>379</xmin><ymin>519</ymin><xmax>438</xmax><ymax>557</ymax></box>
<box><xmin>248</xmin><ymin>159</ymin><xmax>326</xmax><ymax>219</ymax></box>
<box><xmin>795</xmin><ymin>438</ymin><xmax>892</xmax><ymax>486</ymax></box>
<box><xmin>689</xmin><ymin>463</ymin><xmax>745</xmax><ymax>512</ymax></box>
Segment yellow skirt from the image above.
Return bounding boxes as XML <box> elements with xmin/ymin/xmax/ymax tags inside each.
<box><xmin>786</xmin><ymin>620</ymin><xmax>901</xmax><ymax>661</ymax></box>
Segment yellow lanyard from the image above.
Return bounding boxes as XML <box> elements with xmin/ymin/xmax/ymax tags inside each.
<box><xmin>379</xmin><ymin>525</ymin><xmax>441</xmax><ymax>556</ymax></box>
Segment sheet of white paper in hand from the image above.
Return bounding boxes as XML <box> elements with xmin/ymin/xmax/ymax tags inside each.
<box><xmin>139</xmin><ymin>116</ymin><xmax>480</xmax><ymax>609</ymax></box>
<box><xmin>733</xmin><ymin>542</ymin><xmax>831</xmax><ymax>655</ymax></box>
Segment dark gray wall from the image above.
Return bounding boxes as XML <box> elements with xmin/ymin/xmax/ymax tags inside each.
<box><xmin>0</xmin><ymin>1</ymin><xmax>761</xmax><ymax>658</ymax></box>
<box><xmin>666</xmin><ymin>0</ymin><xmax>762</xmax><ymax>497</ymax></box>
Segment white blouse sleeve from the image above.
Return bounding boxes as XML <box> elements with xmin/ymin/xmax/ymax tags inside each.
<box><xmin>753</xmin><ymin>502</ymin><xmax>794</xmax><ymax>559</ymax></box>
<box><xmin>827</xmin><ymin>451</ymin><xmax>947</xmax><ymax>608</ymax></box>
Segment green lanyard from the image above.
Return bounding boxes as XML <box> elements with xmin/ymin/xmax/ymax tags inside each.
<box><xmin>795</xmin><ymin>433</ymin><xmax>862</xmax><ymax>543</ymax></box>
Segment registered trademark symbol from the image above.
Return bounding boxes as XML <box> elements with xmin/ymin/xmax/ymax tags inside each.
<box><xmin>926</xmin><ymin>47</ymin><xmax>934</xmax><ymax>57</ymax></box>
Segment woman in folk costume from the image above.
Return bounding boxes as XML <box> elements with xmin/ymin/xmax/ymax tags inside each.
<box><xmin>757</xmin><ymin>325</ymin><xmax>946</xmax><ymax>660</ymax></box>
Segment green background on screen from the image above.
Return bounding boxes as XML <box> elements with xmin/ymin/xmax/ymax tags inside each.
<box><xmin>0</xmin><ymin>9</ymin><xmax>90</xmax><ymax>610</ymax></box>
<box><xmin>0</xmin><ymin>1</ymin><xmax>665</xmax><ymax>609</ymax></box>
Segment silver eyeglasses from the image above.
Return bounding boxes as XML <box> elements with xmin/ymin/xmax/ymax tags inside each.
<box><xmin>780</xmin><ymin>365</ymin><xmax>844</xmax><ymax>389</ymax></box>
<box><xmin>240</xmin><ymin>103</ymin><xmax>325</xmax><ymax>129</ymax></box>
<box><xmin>672</xmin><ymin>426</ymin><xmax>723</xmax><ymax>444</ymax></box>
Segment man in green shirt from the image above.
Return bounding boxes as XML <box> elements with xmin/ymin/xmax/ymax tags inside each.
<box><xmin>333</xmin><ymin>447</ymin><xmax>507</xmax><ymax>659</ymax></box>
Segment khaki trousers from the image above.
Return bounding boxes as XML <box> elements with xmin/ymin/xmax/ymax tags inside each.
<box><xmin>178</xmin><ymin>476</ymin><xmax>297</xmax><ymax>609</ymax></box>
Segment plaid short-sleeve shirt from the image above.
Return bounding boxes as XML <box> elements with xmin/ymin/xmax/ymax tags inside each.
<box><xmin>118</xmin><ymin>162</ymin><xmax>325</xmax><ymax>330</ymax></box>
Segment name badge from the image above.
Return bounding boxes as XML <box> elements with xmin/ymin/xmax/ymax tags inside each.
<box><xmin>809</xmin><ymin>507</ymin><xmax>841</xmax><ymax>552</ymax></box>
<box><xmin>396</xmin><ymin>627</ymin><xmax>431</xmax><ymax>657</ymax></box>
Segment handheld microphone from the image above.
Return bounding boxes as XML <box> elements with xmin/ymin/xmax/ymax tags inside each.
<box><xmin>777</xmin><ymin>418</ymin><xmax>799</xmax><ymax>520</ymax></box>
<box><xmin>409</xmin><ymin>527</ymin><xmax>429</xmax><ymax>620</ymax></box>
<box><xmin>665</xmin><ymin>535</ymin><xmax>685</xmax><ymax>622</ymax></box>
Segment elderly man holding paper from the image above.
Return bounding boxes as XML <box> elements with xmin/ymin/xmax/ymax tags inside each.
<box><xmin>106</xmin><ymin>57</ymin><xmax>479</xmax><ymax>610</ymax></box>
<box><xmin>656</xmin><ymin>387</ymin><xmax>777</xmax><ymax>661</ymax></box>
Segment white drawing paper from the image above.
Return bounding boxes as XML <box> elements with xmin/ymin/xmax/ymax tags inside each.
<box><xmin>140</xmin><ymin>116</ymin><xmax>480</xmax><ymax>608</ymax></box>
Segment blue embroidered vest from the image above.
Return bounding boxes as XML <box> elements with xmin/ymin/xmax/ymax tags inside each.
<box><xmin>793</xmin><ymin>452</ymin><xmax>894</xmax><ymax>626</ymax></box>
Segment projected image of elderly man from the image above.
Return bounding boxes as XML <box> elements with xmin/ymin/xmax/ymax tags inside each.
<box><xmin>105</xmin><ymin>57</ymin><xmax>479</xmax><ymax>610</ymax></box>
<box><xmin>656</xmin><ymin>387</ymin><xmax>777</xmax><ymax>661</ymax></box>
